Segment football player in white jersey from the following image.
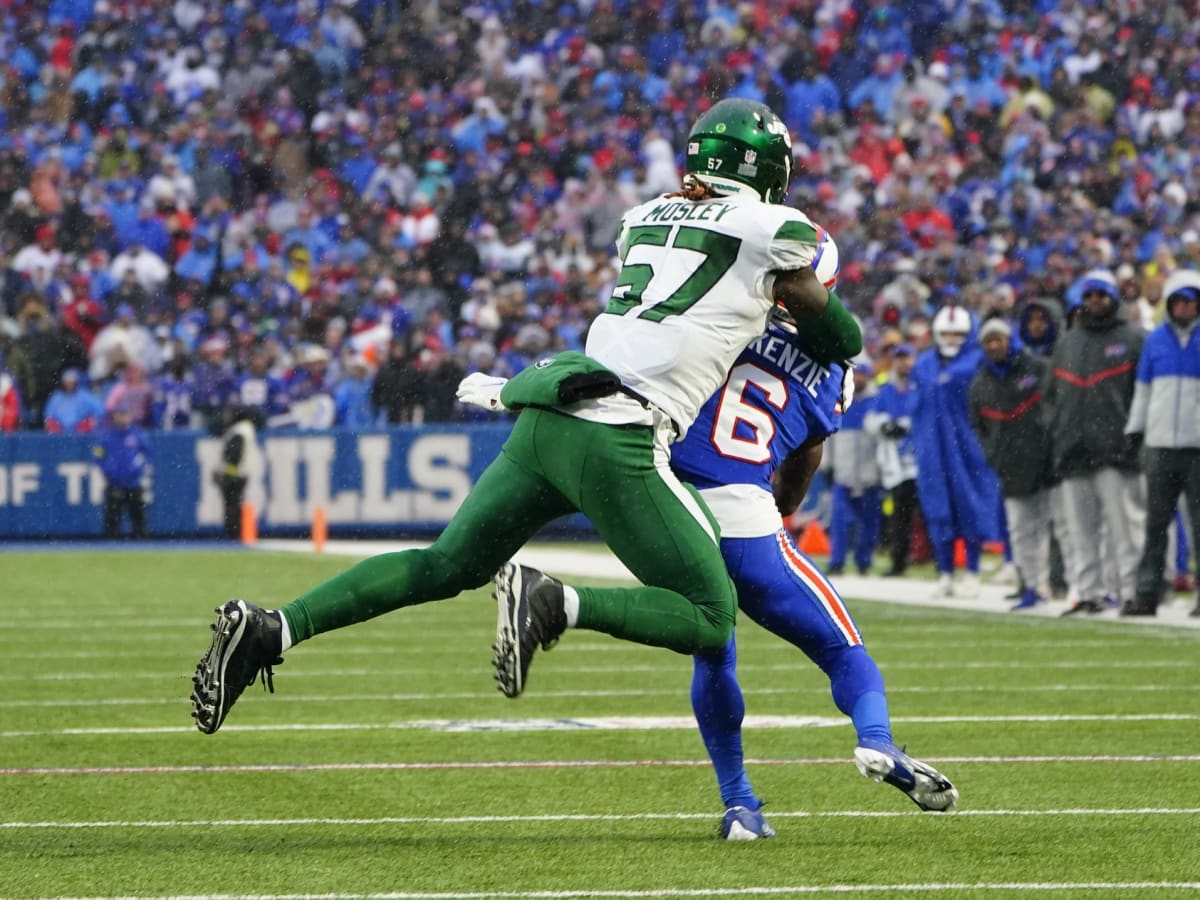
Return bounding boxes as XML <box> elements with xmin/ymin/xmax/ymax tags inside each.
<box><xmin>190</xmin><ymin>100</ymin><xmax>863</xmax><ymax>745</ymax></box>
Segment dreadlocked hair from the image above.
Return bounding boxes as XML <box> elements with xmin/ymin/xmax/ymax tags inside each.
<box><xmin>667</xmin><ymin>173</ymin><xmax>722</xmax><ymax>202</ymax></box>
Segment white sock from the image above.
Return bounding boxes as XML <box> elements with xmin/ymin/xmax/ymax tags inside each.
<box><xmin>562</xmin><ymin>585</ymin><xmax>580</xmax><ymax>628</ymax></box>
<box><xmin>275</xmin><ymin>610</ymin><xmax>293</xmax><ymax>652</ymax></box>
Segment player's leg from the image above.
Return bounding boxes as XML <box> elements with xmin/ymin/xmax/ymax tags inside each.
<box><xmin>129</xmin><ymin>488</ymin><xmax>147</xmax><ymax>539</ymax></box>
<box><xmin>854</xmin><ymin>487</ymin><xmax>883</xmax><ymax>574</ymax></box>
<box><xmin>281</xmin><ymin>450</ymin><xmax>573</xmax><ymax>642</ymax></box>
<box><xmin>572</xmin><ymin>421</ymin><xmax>736</xmax><ymax>653</ymax></box>
<box><xmin>493</xmin><ymin>410</ymin><xmax>737</xmax><ymax>697</ymax></box>
<box><xmin>691</xmin><ymin>536</ymin><xmax>774</xmax><ymax>838</ymax></box>
<box><xmin>102</xmin><ymin>485</ymin><xmax>120</xmax><ymax>538</ymax></box>
<box><xmin>193</xmin><ymin>414</ymin><xmax>574</xmax><ymax>733</ymax></box>
<box><xmin>1129</xmin><ymin>449</ymin><xmax>1183</xmax><ymax>613</ymax></box>
<box><xmin>734</xmin><ymin>527</ymin><xmax>957</xmax><ymax>811</ymax></box>
<box><xmin>827</xmin><ymin>483</ymin><xmax>851</xmax><ymax>573</ymax></box>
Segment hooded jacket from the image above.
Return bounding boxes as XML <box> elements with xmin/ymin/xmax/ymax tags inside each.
<box><xmin>1017</xmin><ymin>296</ymin><xmax>1066</xmax><ymax>357</ymax></box>
<box><xmin>1047</xmin><ymin>304</ymin><xmax>1143</xmax><ymax>477</ymax></box>
<box><xmin>968</xmin><ymin>337</ymin><xmax>1055</xmax><ymax>497</ymax></box>
<box><xmin>1125</xmin><ymin>278</ymin><xmax>1200</xmax><ymax>449</ymax></box>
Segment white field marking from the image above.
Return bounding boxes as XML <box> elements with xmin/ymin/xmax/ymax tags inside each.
<box><xmin>12</xmin><ymin>882</ymin><xmax>1200</xmax><ymax>899</ymax></box>
<box><xmin>5</xmin><ymin>807</ymin><xmax>1200</xmax><ymax>830</ymax></box>
<box><xmin>2</xmin><ymin>713</ymin><xmax>1198</xmax><ymax>740</ymax></box>
<box><xmin>5</xmin><ymin>755</ymin><xmax>1200</xmax><ymax>777</ymax></box>
<box><xmin>1</xmin><ymin>681</ymin><xmax>1185</xmax><ymax>710</ymax></box>
<box><xmin>0</xmin><ymin>658</ymin><xmax>1189</xmax><ymax>683</ymax></box>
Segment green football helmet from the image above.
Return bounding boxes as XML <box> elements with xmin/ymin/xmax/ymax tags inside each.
<box><xmin>685</xmin><ymin>99</ymin><xmax>794</xmax><ymax>204</ymax></box>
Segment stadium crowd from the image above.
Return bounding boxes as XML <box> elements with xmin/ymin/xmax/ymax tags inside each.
<box><xmin>1</xmin><ymin>0</ymin><xmax>1199</xmax><ymax>609</ymax></box>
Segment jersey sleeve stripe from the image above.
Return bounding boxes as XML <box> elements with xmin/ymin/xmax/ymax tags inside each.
<box><xmin>773</xmin><ymin>220</ymin><xmax>818</xmax><ymax>244</ymax></box>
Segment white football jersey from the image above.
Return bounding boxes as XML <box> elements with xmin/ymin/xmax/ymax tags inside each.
<box><xmin>581</xmin><ymin>190</ymin><xmax>821</xmax><ymax>437</ymax></box>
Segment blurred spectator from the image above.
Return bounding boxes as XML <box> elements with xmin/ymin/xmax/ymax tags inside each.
<box><xmin>824</xmin><ymin>360</ymin><xmax>882</xmax><ymax>576</ymax></box>
<box><xmin>1016</xmin><ymin>296</ymin><xmax>1065</xmax><ymax>358</ymax></box>
<box><xmin>865</xmin><ymin>342</ymin><xmax>920</xmax><ymax>576</ymax></box>
<box><xmin>969</xmin><ymin>316</ymin><xmax>1056</xmax><ymax>610</ymax></box>
<box><xmin>110</xmin><ymin>243</ymin><xmax>170</xmax><ymax>294</ymax></box>
<box><xmin>909</xmin><ymin>305</ymin><xmax>1002</xmax><ymax>598</ymax></box>
<box><xmin>212</xmin><ymin>406</ymin><xmax>261</xmax><ymax>540</ymax></box>
<box><xmin>105</xmin><ymin>361</ymin><xmax>155</xmax><ymax>428</ymax></box>
<box><xmin>151</xmin><ymin>354</ymin><xmax>197</xmax><ymax>430</ymax></box>
<box><xmin>16</xmin><ymin>296</ymin><xmax>87</xmax><ymax>427</ymax></box>
<box><xmin>0</xmin><ymin>318</ymin><xmax>35</xmax><ymax>412</ymax></box>
<box><xmin>1122</xmin><ymin>270</ymin><xmax>1200</xmax><ymax>618</ymax></box>
<box><xmin>372</xmin><ymin>336</ymin><xmax>423</xmax><ymax>425</ymax></box>
<box><xmin>93</xmin><ymin>402</ymin><xmax>151</xmax><ymax>539</ymax></box>
<box><xmin>333</xmin><ymin>354</ymin><xmax>375</xmax><ymax>428</ymax></box>
<box><xmin>44</xmin><ymin>368</ymin><xmax>102</xmax><ymax>434</ymax></box>
<box><xmin>88</xmin><ymin>303</ymin><xmax>158</xmax><ymax>383</ymax></box>
<box><xmin>233</xmin><ymin>345</ymin><xmax>291</xmax><ymax>426</ymax></box>
<box><xmin>1048</xmin><ymin>269</ymin><xmax>1146</xmax><ymax>616</ymax></box>
<box><xmin>0</xmin><ymin>356</ymin><xmax>20</xmax><ymax>431</ymax></box>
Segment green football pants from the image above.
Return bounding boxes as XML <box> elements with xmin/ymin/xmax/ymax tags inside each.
<box><xmin>281</xmin><ymin>407</ymin><xmax>737</xmax><ymax>654</ymax></box>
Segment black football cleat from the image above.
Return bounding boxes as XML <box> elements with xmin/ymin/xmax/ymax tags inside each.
<box><xmin>191</xmin><ymin>599</ymin><xmax>283</xmax><ymax>734</ymax></box>
<box><xmin>492</xmin><ymin>562</ymin><xmax>567</xmax><ymax>698</ymax></box>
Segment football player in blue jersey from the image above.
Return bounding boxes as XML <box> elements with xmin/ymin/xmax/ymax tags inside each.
<box><xmin>671</xmin><ymin>245</ymin><xmax>958</xmax><ymax>841</ymax></box>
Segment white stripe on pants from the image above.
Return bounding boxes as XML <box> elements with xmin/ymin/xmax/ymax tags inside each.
<box><xmin>1060</xmin><ymin>467</ymin><xmax>1145</xmax><ymax>602</ymax></box>
<box><xmin>1005</xmin><ymin>490</ymin><xmax>1052</xmax><ymax>595</ymax></box>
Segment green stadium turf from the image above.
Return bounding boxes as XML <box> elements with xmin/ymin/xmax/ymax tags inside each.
<box><xmin>2</xmin><ymin>549</ymin><xmax>1198</xmax><ymax>899</ymax></box>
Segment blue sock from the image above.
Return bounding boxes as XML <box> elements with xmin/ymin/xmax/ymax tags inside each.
<box><xmin>692</xmin><ymin>641</ymin><xmax>759</xmax><ymax>810</ymax></box>
<box><xmin>822</xmin><ymin>645</ymin><xmax>893</xmax><ymax>745</ymax></box>
<box><xmin>849</xmin><ymin>691</ymin><xmax>893</xmax><ymax>745</ymax></box>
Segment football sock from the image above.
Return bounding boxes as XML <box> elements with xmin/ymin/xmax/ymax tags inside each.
<box><xmin>823</xmin><ymin>645</ymin><xmax>893</xmax><ymax>744</ymax></box>
<box><xmin>691</xmin><ymin>641</ymin><xmax>759</xmax><ymax>809</ymax></box>
<box><xmin>562</xmin><ymin>584</ymin><xmax>580</xmax><ymax>628</ymax></box>
<box><xmin>849</xmin><ymin>691</ymin><xmax>893</xmax><ymax>745</ymax></box>
<box><xmin>276</xmin><ymin>610</ymin><xmax>293</xmax><ymax>653</ymax></box>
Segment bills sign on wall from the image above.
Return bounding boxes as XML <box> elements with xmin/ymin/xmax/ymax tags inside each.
<box><xmin>0</xmin><ymin>425</ymin><xmax>533</xmax><ymax>538</ymax></box>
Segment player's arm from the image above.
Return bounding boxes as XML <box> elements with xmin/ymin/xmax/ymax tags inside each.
<box><xmin>772</xmin><ymin>434</ymin><xmax>825</xmax><ymax>517</ymax></box>
<box><xmin>770</xmin><ymin>266</ymin><xmax>862</xmax><ymax>363</ymax></box>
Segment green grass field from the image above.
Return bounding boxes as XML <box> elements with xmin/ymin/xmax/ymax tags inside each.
<box><xmin>2</xmin><ymin>548</ymin><xmax>1199</xmax><ymax>899</ymax></box>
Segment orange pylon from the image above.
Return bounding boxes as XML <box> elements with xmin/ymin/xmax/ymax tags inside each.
<box><xmin>798</xmin><ymin>520</ymin><xmax>831</xmax><ymax>556</ymax></box>
<box><xmin>240</xmin><ymin>502</ymin><xmax>258</xmax><ymax>546</ymax></box>
<box><xmin>312</xmin><ymin>505</ymin><xmax>327</xmax><ymax>553</ymax></box>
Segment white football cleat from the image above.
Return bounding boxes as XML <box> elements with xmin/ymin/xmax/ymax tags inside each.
<box><xmin>934</xmin><ymin>573</ymin><xmax>954</xmax><ymax>598</ymax></box>
<box><xmin>855</xmin><ymin>740</ymin><xmax>958</xmax><ymax>812</ymax></box>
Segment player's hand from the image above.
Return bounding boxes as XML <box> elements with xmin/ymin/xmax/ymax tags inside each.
<box><xmin>456</xmin><ymin>372</ymin><xmax>509</xmax><ymax>412</ymax></box>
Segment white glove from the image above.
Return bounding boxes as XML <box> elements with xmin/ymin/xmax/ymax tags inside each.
<box><xmin>456</xmin><ymin>372</ymin><xmax>510</xmax><ymax>412</ymax></box>
<box><xmin>839</xmin><ymin>364</ymin><xmax>855</xmax><ymax>413</ymax></box>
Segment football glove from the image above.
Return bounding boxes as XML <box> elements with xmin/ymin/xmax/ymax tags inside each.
<box><xmin>839</xmin><ymin>364</ymin><xmax>855</xmax><ymax>413</ymax></box>
<box><xmin>456</xmin><ymin>372</ymin><xmax>510</xmax><ymax>412</ymax></box>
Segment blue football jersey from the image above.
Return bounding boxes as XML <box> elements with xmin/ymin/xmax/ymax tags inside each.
<box><xmin>671</xmin><ymin>322</ymin><xmax>844</xmax><ymax>493</ymax></box>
